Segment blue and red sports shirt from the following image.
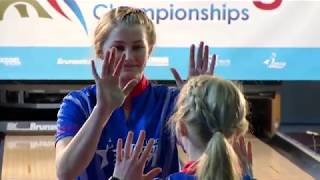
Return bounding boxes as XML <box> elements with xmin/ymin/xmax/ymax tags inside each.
<box><xmin>56</xmin><ymin>77</ymin><xmax>179</xmax><ymax>180</ymax></box>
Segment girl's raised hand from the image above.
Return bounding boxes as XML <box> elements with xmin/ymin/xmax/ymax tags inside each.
<box><xmin>233</xmin><ymin>136</ymin><xmax>253</xmax><ymax>178</ymax></box>
<box><xmin>112</xmin><ymin>131</ymin><xmax>162</xmax><ymax>180</ymax></box>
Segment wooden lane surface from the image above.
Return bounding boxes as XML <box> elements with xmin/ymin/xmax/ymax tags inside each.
<box><xmin>1</xmin><ymin>135</ymin><xmax>56</xmax><ymax>180</ymax></box>
<box><xmin>1</xmin><ymin>135</ymin><xmax>315</xmax><ymax>180</ymax></box>
<box><xmin>248</xmin><ymin>135</ymin><xmax>314</xmax><ymax>180</ymax></box>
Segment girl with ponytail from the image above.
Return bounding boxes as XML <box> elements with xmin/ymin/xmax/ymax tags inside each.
<box><xmin>168</xmin><ymin>75</ymin><xmax>253</xmax><ymax>180</ymax></box>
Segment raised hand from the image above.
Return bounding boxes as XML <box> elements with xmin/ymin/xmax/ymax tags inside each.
<box><xmin>171</xmin><ymin>41</ymin><xmax>216</xmax><ymax>88</ymax></box>
<box><xmin>112</xmin><ymin>131</ymin><xmax>162</xmax><ymax>180</ymax></box>
<box><xmin>91</xmin><ymin>47</ymin><xmax>138</xmax><ymax>111</ymax></box>
<box><xmin>233</xmin><ymin>136</ymin><xmax>253</xmax><ymax>178</ymax></box>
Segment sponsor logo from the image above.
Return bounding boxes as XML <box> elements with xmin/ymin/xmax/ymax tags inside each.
<box><xmin>263</xmin><ymin>52</ymin><xmax>286</xmax><ymax>69</ymax></box>
<box><xmin>48</xmin><ymin>0</ymin><xmax>87</xmax><ymax>33</ymax></box>
<box><xmin>0</xmin><ymin>0</ymin><xmax>88</xmax><ymax>33</ymax></box>
<box><xmin>0</xmin><ymin>57</ymin><xmax>21</xmax><ymax>66</ymax></box>
<box><xmin>147</xmin><ymin>57</ymin><xmax>169</xmax><ymax>67</ymax></box>
<box><xmin>215</xmin><ymin>55</ymin><xmax>231</xmax><ymax>67</ymax></box>
<box><xmin>57</xmin><ymin>58</ymin><xmax>90</xmax><ymax>65</ymax></box>
<box><xmin>7</xmin><ymin>122</ymin><xmax>57</xmax><ymax>131</ymax></box>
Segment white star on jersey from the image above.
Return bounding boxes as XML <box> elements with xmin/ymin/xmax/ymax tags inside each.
<box><xmin>96</xmin><ymin>138</ymin><xmax>115</xmax><ymax>169</ymax></box>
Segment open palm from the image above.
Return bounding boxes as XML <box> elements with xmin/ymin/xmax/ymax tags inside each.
<box><xmin>91</xmin><ymin>47</ymin><xmax>137</xmax><ymax>110</ymax></box>
<box><xmin>171</xmin><ymin>41</ymin><xmax>216</xmax><ymax>88</ymax></box>
<box><xmin>113</xmin><ymin>131</ymin><xmax>162</xmax><ymax>180</ymax></box>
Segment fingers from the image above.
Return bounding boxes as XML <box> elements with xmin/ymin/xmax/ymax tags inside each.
<box><xmin>247</xmin><ymin>141</ymin><xmax>252</xmax><ymax>165</ymax></box>
<box><xmin>239</xmin><ymin>136</ymin><xmax>247</xmax><ymax>163</ymax></box>
<box><xmin>101</xmin><ymin>48</ymin><xmax>124</xmax><ymax>78</ymax></box>
<box><xmin>189</xmin><ymin>44</ymin><xmax>195</xmax><ymax>72</ymax></box>
<box><xmin>124</xmin><ymin>131</ymin><xmax>134</xmax><ymax>159</ymax></box>
<box><xmin>188</xmin><ymin>42</ymin><xmax>217</xmax><ymax>78</ymax></box>
<box><xmin>239</xmin><ymin>136</ymin><xmax>246</xmax><ymax>155</ymax></box>
<box><xmin>122</xmin><ymin>79</ymin><xmax>138</xmax><ymax>96</ymax></box>
<box><xmin>101</xmin><ymin>50</ymin><xmax>110</xmax><ymax>77</ymax></box>
<box><xmin>232</xmin><ymin>138</ymin><xmax>242</xmax><ymax>159</ymax></box>
<box><xmin>144</xmin><ymin>168</ymin><xmax>162</xmax><ymax>180</ymax></box>
<box><xmin>240</xmin><ymin>138</ymin><xmax>253</xmax><ymax>176</ymax></box>
<box><xmin>116</xmin><ymin>138</ymin><xmax>123</xmax><ymax>162</ymax></box>
<box><xmin>139</xmin><ymin>138</ymin><xmax>155</xmax><ymax>164</ymax></box>
<box><xmin>247</xmin><ymin>141</ymin><xmax>253</xmax><ymax>176</ymax></box>
<box><xmin>232</xmin><ymin>136</ymin><xmax>247</xmax><ymax>162</ymax></box>
<box><xmin>91</xmin><ymin>60</ymin><xmax>100</xmax><ymax>80</ymax></box>
<box><xmin>108</xmin><ymin>48</ymin><xmax>117</xmax><ymax>75</ymax></box>
<box><xmin>209</xmin><ymin>54</ymin><xmax>216</xmax><ymax>75</ymax></box>
<box><xmin>196</xmin><ymin>41</ymin><xmax>204</xmax><ymax>70</ymax></box>
<box><xmin>116</xmin><ymin>131</ymin><xmax>160</xmax><ymax>180</ymax></box>
<box><xmin>170</xmin><ymin>68</ymin><xmax>184</xmax><ymax>88</ymax></box>
<box><xmin>113</xmin><ymin>53</ymin><xmax>126</xmax><ymax>77</ymax></box>
<box><xmin>132</xmin><ymin>131</ymin><xmax>146</xmax><ymax>160</ymax></box>
<box><xmin>202</xmin><ymin>45</ymin><xmax>209</xmax><ymax>71</ymax></box>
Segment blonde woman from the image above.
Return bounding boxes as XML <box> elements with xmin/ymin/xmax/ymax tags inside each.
<box><xmin>55</xmin><ymin>6</ymin><xmax>215</xmax><ymax>180</ymax></box>
<box><xmin>113</xmin><ymin>75</ymin><xmax>253</xmax><ymax>180</ymax></box>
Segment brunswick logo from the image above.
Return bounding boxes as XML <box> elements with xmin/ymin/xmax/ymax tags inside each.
<box><xmin>0</xmin><ymin>0</ymin><xmax>88</xmax><ymax>34</ymax></box>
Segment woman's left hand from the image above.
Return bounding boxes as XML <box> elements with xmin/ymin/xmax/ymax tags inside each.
<box><xmin>171</xmin><ymin>41</ymin><xmax>216</xmax><ymax>88</ymax></box>
<box><xmin>112</xmin><ymin>131</ymin><xmax>162</xmax><ymax>180</ymax></box>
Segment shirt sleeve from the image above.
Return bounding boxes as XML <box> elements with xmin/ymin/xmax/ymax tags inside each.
<box><xmin>55</xmin><ymin>91</ymin><xmax>89</xmax><ymax>145</ymax></box>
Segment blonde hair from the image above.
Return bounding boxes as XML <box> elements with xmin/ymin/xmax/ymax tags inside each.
<box><xmin>94</xmin><ymin>6</ymin><xmax>156</xmax><ymax>59</ymax></box>
<box><xmin>170</xmin><ymin>75</ymin><xmax>249</xmax><ymax>180</ymax></box>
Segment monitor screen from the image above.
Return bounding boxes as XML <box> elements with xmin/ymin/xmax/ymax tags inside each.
<box><xmin>1</xmin><ymin>0</ymin><xmax>319</xmax><ymax>81</ymax></box>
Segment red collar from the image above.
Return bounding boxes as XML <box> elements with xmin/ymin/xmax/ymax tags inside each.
<box><xmin>129</xmin><ymin>75</ymin><xmax>149</xmax><ymax>97</ymax></box>
<box><xmin>181</xmin><ymin>160</ymin><xmax>199</xmax><ymax>175</ymax></box>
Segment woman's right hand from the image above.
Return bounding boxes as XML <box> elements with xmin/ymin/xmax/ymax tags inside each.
<box><xmin>170</xmin><ymin>42</ymin><xmax>216</xmax><ymax>88</ymax></box>
<box><xmin>91</xmin><ymin>47</ymin><xmax>138</xmax><ymax>112</ymax></box>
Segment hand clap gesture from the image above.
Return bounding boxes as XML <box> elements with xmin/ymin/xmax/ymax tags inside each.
<box><xmin>112</xmin><ymin>131</ymin><xmax>162</xmax><ymax>180</ymax></box>
<box><xmin>233</xmin><ymin>136</ymin><xmax>253</xmax><ymax>178</ymax></box>
<box><xmin>171</xmin><ymin>41</ymin><xmax>216</xmax><ymax>88</ymax></box>
<box><xmin>91</xmin><ymin>47</ymin><xmax>138</xmax><ymax>111</ymax></box>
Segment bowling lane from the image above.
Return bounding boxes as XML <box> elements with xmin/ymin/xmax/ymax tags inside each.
<box><xmin>0</xmin><ymin>135</ymin><xmax>314</xmax><ymax>180</ymax></box>
<box><xmin>1</xmin><ymin>135</ymin><xmax>56</xmax><ymax>180</ymax></box>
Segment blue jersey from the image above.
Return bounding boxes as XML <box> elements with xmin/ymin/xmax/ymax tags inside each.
<box><xmin>167</xmin><ymin>173</ymin><xmax>197</xmax><ymax>180</ymax></box>
<box><xmin>56</xmin><ymin>83</ymin><xmax>179</xmax><ymax>180</ymax></box>
<box><xmin>167</xmin><ymin>172</ymin><xmax>254</xmax><ymax>180</ymax></box>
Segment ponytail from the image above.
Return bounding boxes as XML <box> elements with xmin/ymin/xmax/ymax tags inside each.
<box><xmin>198</xmin><ymin>132</ymin><xmax>240</xmax><ymax>180</ymax></box>
<box><xmin>170</xmin><ymin>76</ymin><xmax>248</xmax><ymax>179</ymax></box>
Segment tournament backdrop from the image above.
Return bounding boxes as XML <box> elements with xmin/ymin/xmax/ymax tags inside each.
<box><xmin>0</xmin><ymin>0</ymin><xmax>319</xmax><ymax>80</ymax></box>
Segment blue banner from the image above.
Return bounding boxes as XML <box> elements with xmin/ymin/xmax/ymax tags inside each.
<box><xmin>1</xmin><ymin>47</ymin><xmax>320</xmax><ymax>80</ymax></box>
